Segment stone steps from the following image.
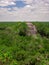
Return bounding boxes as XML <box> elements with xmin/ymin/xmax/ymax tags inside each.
<box><xmin>26</xmin><ymin>22</ymin><xmax>37</xmax><ymax>35</ymax></box>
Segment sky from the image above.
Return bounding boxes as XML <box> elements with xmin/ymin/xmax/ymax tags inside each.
<box><xmin>0</xmin><ymin>0</ymin><xmax>49</xmax><ymax>21</ymax></box>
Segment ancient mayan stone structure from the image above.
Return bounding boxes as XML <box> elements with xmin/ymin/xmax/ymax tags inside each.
<box><xmin>26</xmin><ymin>22</ymin><xmax>37</xmax><ymax>35</ymax></box>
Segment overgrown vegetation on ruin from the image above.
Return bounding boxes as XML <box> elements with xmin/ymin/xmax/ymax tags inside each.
<box><xmin>0</xmin><ymin>22</ymin><xmax>49</xmax><ymax>65</ymax></box>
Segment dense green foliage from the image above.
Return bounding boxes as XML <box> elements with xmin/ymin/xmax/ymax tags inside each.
<box><xmin>0</xmin><ymin>22</ymin><xmax>49</xmax><ymax>65</ymax></box>
<box><xmin>32</xmin><ymin>22</ymin><xmax>49</xmax><ymax>38</ymax></box>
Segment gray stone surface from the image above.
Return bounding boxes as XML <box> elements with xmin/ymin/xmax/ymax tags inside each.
<box><xmin>26</xmin><ymin>22</ymin><xmax>37</xmax><ymax>35</ymax></box>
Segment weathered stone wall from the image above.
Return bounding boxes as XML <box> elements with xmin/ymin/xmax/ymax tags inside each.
<box><xmin>26</xmin><ymin>22</ymin><xmax>37</xmax><ymax>35</ymax></box>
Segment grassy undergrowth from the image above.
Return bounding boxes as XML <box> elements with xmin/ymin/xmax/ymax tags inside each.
<box><xmin>0</xmin><ymin>22</ymin><xmax>49</xmax><ymax>65</ymax></box>
<box><xmin>32</xmin><ymin>22</ymin><xmax>49</xmax><ymax>38</ymax></box>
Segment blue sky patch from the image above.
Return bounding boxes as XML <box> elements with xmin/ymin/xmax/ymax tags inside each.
<box><xmin>0</xmin><ymin>1</ymin><xmax>27</xmax><ymax>9</ymax></box>
<box><xmin>15</xmin><ymin>1</ymin><xmax>27</xmax><ymax>8</ymax></box>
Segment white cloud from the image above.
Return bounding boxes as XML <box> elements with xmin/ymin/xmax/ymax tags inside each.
<box><xmin>24</xmin><ymin>0</ymin><xmax>33</xmax><ymax>4</ymax></box>
<box><xmin>10</xmin><ymin>2</ymin><xmax>15</xmax><ymax>5</ymax></box>
<box><xmin>25</xmin><ymin>5</ymin><xmax>32</xmax><ymax>8</ymax></box>
<box><xmin>0</xmin><ymin>0</ymin><xmax>49</xmax><ymax>21</ymax></box>
<box><xmin>0</xmin><ymin>0</ymin><xmax>15</xmax><ymax>6</ymax></box>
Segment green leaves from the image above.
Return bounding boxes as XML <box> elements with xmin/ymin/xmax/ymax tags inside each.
<box><xmin>33</xmin><ymin>22</ymin><xmax>49</xmax><ymax>38</ymax></box>
<box><xmin>0</xmin><ymin>22</ymin><xmax>49</xmax><ymax>65</ymax></box>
